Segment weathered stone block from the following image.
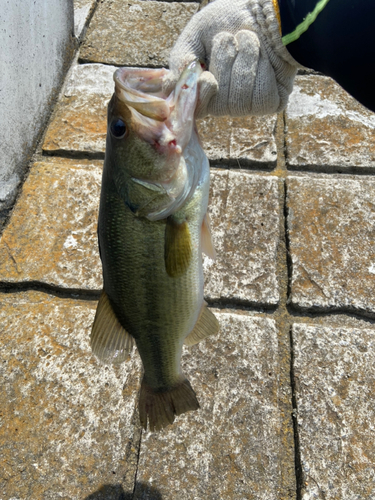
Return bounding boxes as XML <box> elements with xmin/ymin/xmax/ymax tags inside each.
<box><xmin>43</xmin><ymin>63</ymin><xmax>277</xmax><ymax>168</ymax></box>
<box><xmin>43</xmin><ymin>63</ymin><xmax>116</xmax><ymax>156</ymax></box>
<box><xmin>0</xmin><ymin>160</ymin><xmax>279</xmax><ymax>306</ymax></box>
<box><xmin>135</xmin><ymin>312</ymin><xmax>295</xmax><ymax>500</ymax></box>
<box><xmin>205</xmin><ymin>170</ymin><xmax>280</xmax><ymax>306</ymax></box>
<box><xmin>287</xmin><ymin>176</ymin><xmax>375</xmax><ymax>315</ymax></box>
<box><xmin>0</xmin><ymin>158</ymin><xmax>103</xmax><ymax>290</ymax></box>
<box><xmin>292</xmin><ymin>323</ymin><xmax>375</xmax><ymax>499</ymax></box>
<box><xmin>197</xmin><ymin>114</ymin><xmax>277</xmax><ymax>168</ymax></box>
<box><xmin>74</xmin><ymin>0</ymin><xmax>97</xmax><ymax>38</ymax></box>
<box><xmin>0</xmin><ymin>291</ymin><xmax>141</xmax><ymax>500</ymax></box>
<box><xmin>79</xmin><ymin>0</ymin><xmax>199</xmax><ymax>67</ymax></box>
<box><xmin>285</xmin><ymin>76</ymin><xmax>375</xmax><ymax>172</ymax></box>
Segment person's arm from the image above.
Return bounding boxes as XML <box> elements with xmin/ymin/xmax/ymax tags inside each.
<box><xmin>279</xmin><ymin>0</ymin><xmax>375</xmax><ymax>112</ymax></box>
<box><xmin>165</xmin><ymin>0</ymin><xmax>300</xmax><ymax>118</ymax></box>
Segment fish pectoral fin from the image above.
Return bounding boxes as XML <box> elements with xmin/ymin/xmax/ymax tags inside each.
<box><xmin>184</xmin><ymin>301</ymin><xmax>219</xmax><ymax>346</ymax></box>
<box><xmin>164</xmin><ymin>216</ymin><xmax>192</xmax><ymax>278</ymax></box>
<box><xmin>201</xmin><ymin>212</ymin><xmax>216</xmax><ymax>260</ymax></box>
<box><xmin>90</xmin><ymin>291</ymin><xmax>134</xmax><ymax>364</ymax></box>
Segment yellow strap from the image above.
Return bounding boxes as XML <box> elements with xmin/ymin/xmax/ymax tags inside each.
<box><xmin>272</xmin><ymin>0</ymin><xmax>282</xmax><ymax>34</ymax></box>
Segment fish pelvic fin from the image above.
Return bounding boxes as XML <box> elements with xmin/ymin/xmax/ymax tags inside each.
<box><xmin>139</xmin><ymin>377</ymin><xmax>199</xmax><ymax>432</ymax></box>
<box><xmin>201</xmin><ymin>212</ymin><xmax>216</xmax><ymax>260</ymax></box>
<box><xmin>90</xmin><ymin>291</ymin><xmax>134</xmax><ymax>364</ymax></box>
<box><xmin>184</xmin><ymin>301</ymin><xmax>219</xmax><ymax>347</ymax></box>
<box><xmin>164</xmin><ymin>216</ymin><xmax>192</xmax><ymax>278</ymax></box>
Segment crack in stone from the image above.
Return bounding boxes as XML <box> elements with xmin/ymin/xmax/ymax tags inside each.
<box><xmin>289</xmin><ymin>326</ymin><xmax>303</xmax><ymax>500</ymax></box>
<box><xmin>297</xmin><ymin>263</ymin><xmax>330</xmax><ymax>299</ymax></box>
<box><xmin>2</xmin><ymin>238</ymin><xmax>21</xmax><ymax>274</ymax></box>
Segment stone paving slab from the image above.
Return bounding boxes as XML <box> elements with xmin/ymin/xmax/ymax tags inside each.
<box><xmin>285</xmin><ymin>76</ymin><xmax>375</xmax><ymax>172</ymax></box>
<box><xmin>43</xmin><ymin>63</ymin><xmax>116</xmax><ymax>157</ymax></box>
<box><xmin>205</xmin><ymin>169</ymin><xmax>280</xmax><ymax>305</ymax></box>
<box><xmin>0</xmin><ymin>160</ymin><xmax>280</xmax><ymax>306</ymax></box>
<box><xmin>79</xmin><ymin>0</ymin><xmax>199</xmax><ymax>68</ymax></box>
<box><xmin>292</xmin><ymin>323</ymin><xmax>375</xmax><ymax>500</ymax></box>
<box><xmin>198</xmin><ymin>114</ymin><xmax>277</xmax><ymax>168</ymax></box>
<box><xmin>287</xmin><ymin>176</ymin><xmax>375</xmax><ymax>316</ymax></box>
<box><xmin>135</xmin><ymin>312</ymin><xmax>295</xmax><ymax>500</ymax></box>
<box><xmin>74</xmin><ymin>0</ymin><xmax>97</xmax><ymax>38</ymax></box>
<box><xmin>0</xmin><ymin>291</ymin><xmax>142</xmax><ymax>500</ymax></box>
<box><xmin>43</xmin><ymin>63</ymin><xmax>277</xmax><ymax>167</ymax></box>
<box><xmin>0</xmin><ymin>158</ymin><xmax>103</xmax><ymax>290</ymax></box>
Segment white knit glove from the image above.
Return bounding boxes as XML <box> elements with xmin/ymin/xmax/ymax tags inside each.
<box><xmin>165</xmin><ymin>0</ymin><xmax>300</xmax><ymax>118</ymax></box>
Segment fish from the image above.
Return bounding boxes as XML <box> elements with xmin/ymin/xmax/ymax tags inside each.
<box><xmin>90</xmin><ymin>61</ymin><xmax>219</xmax><ymax>432</ymax></box>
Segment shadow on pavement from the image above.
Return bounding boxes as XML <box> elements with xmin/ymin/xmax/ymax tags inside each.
<box><xmin>84</xmin><ymin>482</ymin><xmax>163</xmax><ymax>500</ymax></box>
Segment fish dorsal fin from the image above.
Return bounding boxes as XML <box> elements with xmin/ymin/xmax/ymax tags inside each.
<box><xmin>201</xmin><ymin>212</ymin><xmax>216</xmax><ymax>260</ymax></box>
<box><xmin>165</xmin><ymin>216</ymin><xmax>192</xmax><ymax>278</ymax></box>
<box><xmin>90</xmin><ymin>291</ymin><xmax>134</xmax><ymax>364</ymax></box>
<box><xmin>184</xmin><ymin>301</ymin><xmax>219</xmax><ymax>346</ymax></box>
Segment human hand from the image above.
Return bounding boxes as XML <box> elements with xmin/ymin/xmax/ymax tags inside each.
<box><xmin>164</xmin><ymin>0</ymin><xmax>299</xmax><ymax>118</ymax></box>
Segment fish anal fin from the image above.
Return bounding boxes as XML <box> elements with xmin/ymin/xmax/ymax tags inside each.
<box><xmin>139</xmin><ymin>377</ymin><xmax>199</xmax><ymax>432</ymax></box>
<box><xmin>90</xmin><ymin>291</ymin><xmax>134</xmax><ymax>364</ymax></box>
<box><xmin>165</xmin><ymin>216</ymin><xmax>192</xmax><ymax>278</ymax></box>
<box><xmin>184</xmin><ymin>301</ymin><xmax>219</xmax><ymax>347</ymax></box>
<box><xmin>201</xmin><ymin>213</ymin><xmax>216</xmax><ymax>260</ymax></box>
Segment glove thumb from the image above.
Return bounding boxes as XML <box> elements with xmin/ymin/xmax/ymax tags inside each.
<box><xmin>195</xmin><ymin>71</ymin><xmax>218</xmax><ymax>118</ymax></box>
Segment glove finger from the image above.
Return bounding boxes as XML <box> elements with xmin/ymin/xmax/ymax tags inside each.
<box><xmin>206</xmin><ymin>32</ymin><xmax>237</xmax><ymax>116</ymax></box>
<box><xmin>228</xmin><ymin>30</ymin><xmax>260</xmax><ymax>116</ymax></box>
<box><xmin>195</xmin><ymin>71</ymin><xmax>218</xmax><ymax>118</ymax></box>
<box><xmin>251</xmin><ymin>47</ymin><xmax>279</xmax><ymax>115</ymax></box>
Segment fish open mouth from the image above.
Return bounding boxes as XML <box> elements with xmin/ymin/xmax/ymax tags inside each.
<box><xmin>113</xmin><ymin>61</ymin><xmax>204</xmax><ymax>221</ymax></box>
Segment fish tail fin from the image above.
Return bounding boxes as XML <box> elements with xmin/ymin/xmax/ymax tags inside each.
<box><xmin>139</xmin><ymin>377</ymin><xmax>199</xmax><ymax>432</ymax></box>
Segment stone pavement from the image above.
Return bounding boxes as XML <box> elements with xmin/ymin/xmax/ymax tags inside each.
<box><xmin>1</xmin><ymin>1</ymin><xmax>375</xmax><ymax>499</ymax></box>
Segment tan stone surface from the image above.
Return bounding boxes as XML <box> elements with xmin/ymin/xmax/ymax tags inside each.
<box><xmin>43</xmin><ymin>63</ymin><xmax>116</xmax><ymax>156</ymax></box>
<box><xmin>287</xmin><ymin>176</ymin><xmax>375</xmax><ymax>315</ymax></box>
<box><xmin>0</xmin><ymin>158</ymin><xmax>103</xmax><ymax>290</ymax></box>
<box><xmin>197</xmin><ymin>114</ymin><xmax>277</xmax><ymax>168</ymax></box>
<box><xmin>74</xmin><ymin>0</ymin><xmax>97</xmax><ymax>38</ymax></box>
<box><xmin>0</xmin><ymin>160</ymin><xmax>279</xmax><ymax>306</ymax></box>
<box><xmin>292</xmin><ymin>323</ymin><xmax>375</xmax><ymax>499</ymax></box>
<box><xmin>285</xmin><ymin>76</ymin><xmax>375</xmax><ymax>172</ymax></box>
<box><xmin>205</xmin><ymin>169</ymin><xmax>280</xmax><ymax>305</ymax></box>
<box><xmin>0</xmin><ymin>291</ymin><xmax>141</xmax><ymax>500</ymax></box>
<box><xmin>43</xmin><ymin>63</ymin><xmax>277</xmax><ymax>168</ymax></box>
<box><xmin>135</xmin><ymin>312</ymin><xmax>296</xmax><ymax>500</ymax></box>
<box><xmin>79</xmin><ymin>0</ymin><xmax>199</xmax><ymax>67</ymax></box>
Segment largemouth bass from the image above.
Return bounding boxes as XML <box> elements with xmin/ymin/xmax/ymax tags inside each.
<box><xmin>90</xmin><ymin>61</ymin><xmax>219</xmax><ymax>432</ymax></box>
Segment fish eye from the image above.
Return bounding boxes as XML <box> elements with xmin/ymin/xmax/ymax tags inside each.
<box><xmin>110</xmin><ymin>118</ymin><xmax>127</xmax><ymax>138</ymax></box>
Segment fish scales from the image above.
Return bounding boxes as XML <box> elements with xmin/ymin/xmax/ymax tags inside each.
<box><xmin>91</xmin><ymin>62</ymin><xmax>219</xmax><ymax>431</ymax></box>
<box><xmin>99</xmin><ymin>169</ymin><xmax>206</xmax><ymax>387</ymax></box>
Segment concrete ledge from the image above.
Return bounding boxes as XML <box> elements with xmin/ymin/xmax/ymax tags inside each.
<box><xmin>0</xmin><ymin>0</ymin><xmax>74</xmax><ymax>215</ymax></box>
